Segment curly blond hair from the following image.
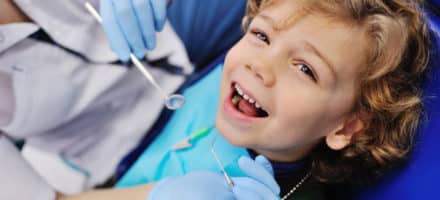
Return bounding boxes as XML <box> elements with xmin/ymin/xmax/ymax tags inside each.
<box><xmin>245</xmin><ymin>0</ymin><xmax>431</xmax><ymax>184</ymax></box>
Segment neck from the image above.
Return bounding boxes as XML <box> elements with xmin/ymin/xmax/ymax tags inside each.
<box><xmin>247</xmin><ymin>149</ymin><xmax>312</xmax><ymax>197</ymax></box>
<box><xmin>0</xmin><ymin>0</ymin><xmax>31</xmax><ymax>24</ymax></box>
<box><xmin>253</xmin><ymin>141</ymin><xmax>317</xmax><ymax>163</ymax></box>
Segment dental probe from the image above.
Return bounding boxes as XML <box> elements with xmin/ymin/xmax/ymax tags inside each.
<box><xmin>211</xmin><ymin>135</ymin><xmax>235</xmax><ymax>190</ymax></box>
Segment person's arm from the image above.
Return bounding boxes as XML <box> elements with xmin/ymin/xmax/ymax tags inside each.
<box><xmin>0</xmin><ymin>0</ymin><xmax>31</xmax><ymax>24</ymax></box>
<box><xmin>57</xmin><ymin>183</ymin><xmax>155</xmax><ymax>200</ymax></box>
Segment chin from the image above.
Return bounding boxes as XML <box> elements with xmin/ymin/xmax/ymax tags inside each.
<box><xmin>215</xmin><ymin>115</ymin><xmax>249</xmax><ymax>148</ymax></box>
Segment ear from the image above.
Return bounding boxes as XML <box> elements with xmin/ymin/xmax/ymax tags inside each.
<box><xmin>325</xmin><ymin>114</ymin><xmax>365</xmax><ymax>150</ymax></box>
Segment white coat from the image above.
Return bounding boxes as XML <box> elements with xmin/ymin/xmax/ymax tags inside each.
<box><xmin>0</xmin><ymin>0</ymin><xmax>192</xmax><ymax>199</ymax></box>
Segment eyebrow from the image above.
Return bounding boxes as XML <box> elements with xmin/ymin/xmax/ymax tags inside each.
<box><xmin>258</xmin><ymin>14</ymin><xmax>337</xmax><ymax>80</ymax></box>
<box><xmin>303</xmin><ymin>40</ymin><xmax>337</xmax><ymax>80</ymax></box>
<box><xmin>257</xmin><ymin>14</ymin><xmax>277</xmax><ymax>30</ymax></box>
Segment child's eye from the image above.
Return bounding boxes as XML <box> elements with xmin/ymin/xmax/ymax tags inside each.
<box><xmin>297</xmin><ymin>63</ymin><xmax>317</xmax><ymax>82</ymax></box>
<box><xmin>250</xmin><ymin>30</ymin><xmax>270</xmax><ymax>44</ymax></box>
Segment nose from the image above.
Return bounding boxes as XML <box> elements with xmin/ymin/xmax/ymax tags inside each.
<box><xmin>245</xmin><ymin>61</ymin><xmax>276</xmax><ymax>87</ymax></box>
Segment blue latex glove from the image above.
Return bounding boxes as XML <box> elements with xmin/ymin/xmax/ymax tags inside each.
<box><xmin>232</xmin><ymin>155</ymin><xmax>280</xmax><ymax>199</ymax></box>
<box><xmin>100</xmin><ymin>0</ymin><xmax>168</xmax><ymax>61</ymax></box>
<box><xmin>147</xmin><ymin>155</ymin><xmax>280</xmax><ymax>200</ymax></box>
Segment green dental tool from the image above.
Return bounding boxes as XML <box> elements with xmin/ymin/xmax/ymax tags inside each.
<box><xmin>171</xmin><ymin>127</ymin><xmax>213</xmax><ymax>150</ymax></box>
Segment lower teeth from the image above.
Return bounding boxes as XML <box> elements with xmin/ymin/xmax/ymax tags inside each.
<box><xmin>231</xmin><ymin>93</ymin><xmax>268</xmax><ymax>117</ymax></box>
<box><xmin>232</xmin><ymin>95</ymin><xmax>242</xmax><ymax>106</ymax></box>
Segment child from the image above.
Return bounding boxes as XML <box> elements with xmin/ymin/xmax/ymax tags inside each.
<box><xmin>62</xmin><ymin>0</ymin><xmax>432</xmax><ymax>199</ymax></box>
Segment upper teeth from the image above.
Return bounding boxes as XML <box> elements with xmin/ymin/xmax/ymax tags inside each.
<box><xmin>234</xmin><ymin>84</ymin><xmax>261</xmax><ymax>108</ymax></box>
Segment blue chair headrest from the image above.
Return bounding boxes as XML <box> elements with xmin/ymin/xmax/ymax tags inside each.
<box><xmin>430</xmin><ymin>0</ymin><xmax>440</xmax><ymax>9</ymax></box>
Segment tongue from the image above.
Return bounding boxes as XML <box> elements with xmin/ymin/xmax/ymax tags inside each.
<box><xmin>238</xmin><ymin>99</ymin><xmax>259</xmax><ymax>117</ymax></box>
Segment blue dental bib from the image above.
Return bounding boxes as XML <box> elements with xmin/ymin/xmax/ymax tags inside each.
<box><xmin>116</xmin><ymin>65</ymin><xmax>250</xmax><ymax>187</ymax></box>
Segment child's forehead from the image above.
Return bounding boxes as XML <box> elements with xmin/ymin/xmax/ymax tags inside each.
<box><xmin>256</xmin><ymin>0</ymin><xmax>306</xmax><ymax>30</ymax></box>
<box><xmin>256</xmin><ymin>0</ymin><xmax>353</xmax><ymax>31</ymax></box>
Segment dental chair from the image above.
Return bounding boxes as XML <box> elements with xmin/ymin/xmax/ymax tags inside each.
<box><xmin>116</xmin><ymin>1</ymin><xmax>440</xmax><ymax>199</ymax></box>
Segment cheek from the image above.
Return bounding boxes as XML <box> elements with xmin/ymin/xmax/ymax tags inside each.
<box><xmin>220</xmin><ymin>46</ymin><xmax>243</xmax><ymax>98</ymax></box>
<box><xmin>274</xmin><ymin>88</ymin><xmax>332</xmax><ymax>137</ymax></box>
<box><xmin>224</xmin><ymin>38</ymin><xmax>253</xmax><ymax>66</ymax></box>
<box><xmin>223</xmin><ymin>48</ymin><xmax>240</xmax><ymax>78</ymax></box>
<box><xmin>223</xmin><ymin>42</ymin><xmax>249</xmax><ymax>81</ymax></box>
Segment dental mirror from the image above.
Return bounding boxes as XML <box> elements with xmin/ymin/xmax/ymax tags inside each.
<box><xmin>85</xmin><ymin>2</ymin><xmax>185</xmax><ymax>110</ymax></box>
<box><xmin>165</xmin><ymin>94</ymin><xmax>186</xmax><ymax>110</ymax></box>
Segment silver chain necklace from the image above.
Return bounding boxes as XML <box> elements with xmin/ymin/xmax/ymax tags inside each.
<box><xmin>281</xmin><ymin>171</ymin><xmax>312</xmax><ymax>200</ymax></box>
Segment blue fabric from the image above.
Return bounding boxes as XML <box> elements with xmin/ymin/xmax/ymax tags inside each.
<box><xmin>114</xmin><ymin>54</ymin><xmax>228</xmax><ymax>180</ymax></box>
<box><xmin>115</xmin><ymin>0</ymin><xmax>247</xmax><ymax>180</ymax></box>
<box><xmin>116</xmin><ymin>65</ymin><xmax>249</xmax><ymax>187</ymax></box>
<box><xmin>167</xmin><ymin>0</ymin><xmax>246</xmax><ymax>68</ymax></box>
<box><xmin>248</xmin><ymin>150</ymin><xmax>307</xmax><ymax>179</ymax></box>
<box><xmin>354</xmin><ymin>9</ymin><xmax>440</xmax><ymax>200</ymax></box>
<box><xmin>430</xmin><ymin>0</ymin><xmax>440</xmax><ymax>8</ymax></box>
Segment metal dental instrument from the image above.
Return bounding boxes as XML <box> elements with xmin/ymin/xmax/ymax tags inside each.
<box><xmin>84</xmin><ymin>2</ymin><xmax>185</xmax><ymax>110</ymax></box>
<box><xmin>211</xmin><ymin>135</ymin><xmax>234</xmax><ymax>190</ymax></box>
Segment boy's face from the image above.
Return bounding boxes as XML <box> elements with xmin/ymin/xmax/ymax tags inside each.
<box><xmin>216</xmin><ymin>0</ymin><xmax>368</xmax><ymax>162</ymax></box>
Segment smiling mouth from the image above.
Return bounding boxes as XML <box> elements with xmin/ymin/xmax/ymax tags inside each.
<box><xmin>231</xmin><ymin>83</ymin><xmax>269</xmax><ymax>118</ymax></box>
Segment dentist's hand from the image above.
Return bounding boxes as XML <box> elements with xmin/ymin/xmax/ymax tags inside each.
<box><xmin>146</xmin><ymin>155</ymin><xmax>280</xmax><ymax>200</ymax></box>
<box><xmin>100</xmin><ymin>0</ymin><xmax>168</xmax><ymax>61</ymax></box>
<box><xmin>232</xmin><ymin>155</ymin><xmax>280</xmax><ymax>199</ymax></box>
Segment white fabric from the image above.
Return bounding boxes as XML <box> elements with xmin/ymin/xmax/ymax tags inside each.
<box><xmin>0</xmin><ymin>0</ymin><xmax>193</xmax><ymax>196</ymax></box>
<box><xmin>21</xmin><ymin>145</ymin><xmax>88</xmax><ymax>195</ymax></box>
<box><xmin>0</xmin><ymin>71</ymin><xmax>13</xmax><ymax>126</ymax></box>
<box><xmin>13</xmin><ymin>0</ymin><xmax>115</xmax><ymax>63</ymax></box>
<box><xmin>0</xmin><ymin>135</ymin><xmax>56</xmax><ymax>200</ymax></box>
